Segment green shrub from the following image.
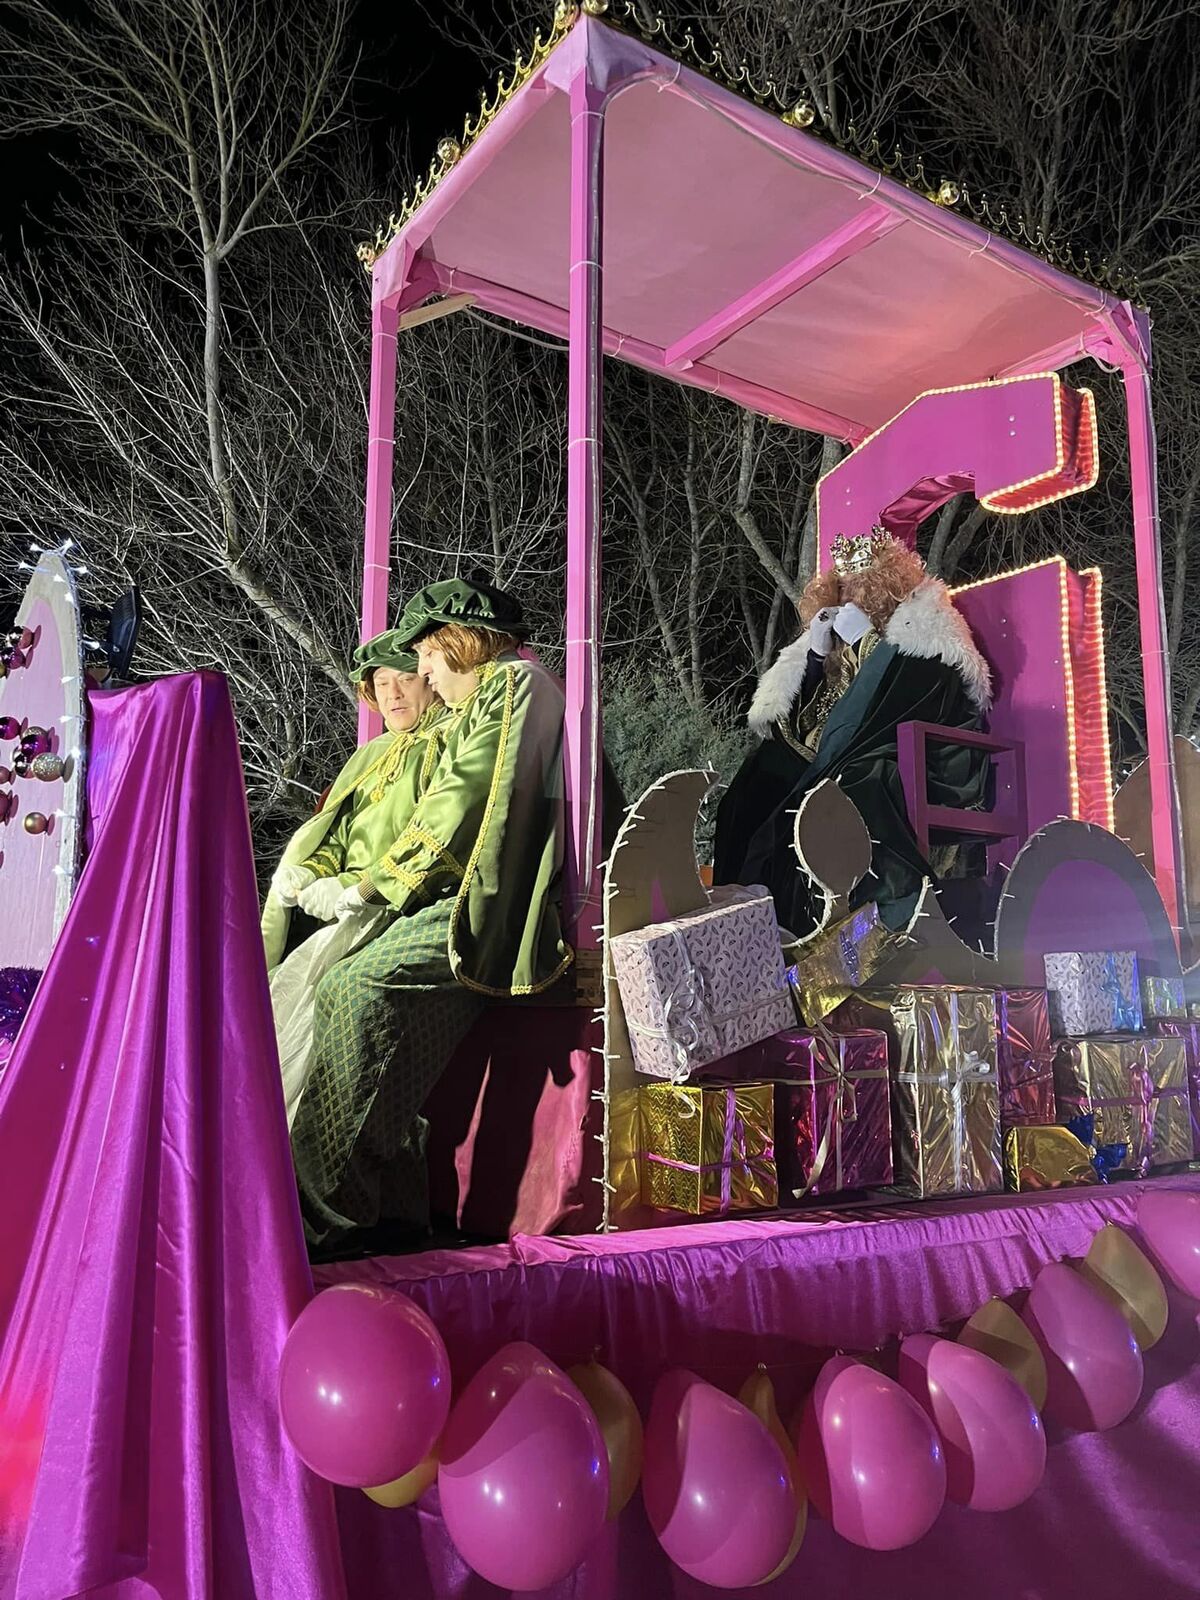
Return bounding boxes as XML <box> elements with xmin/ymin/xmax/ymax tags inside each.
<box><xmin>603</xmin><ymin>663</ymin><xmax>753</xmax><ymax>864</ymax></box>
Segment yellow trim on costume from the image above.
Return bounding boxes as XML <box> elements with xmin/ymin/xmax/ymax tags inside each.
<box><xmin>405</xmin><ymin>823</ymin><xmax>467</xmax><ymax>880</ymax></box>
<box><xmin>447</xmin><ymin>663</ymin><xmax>576</xmax><ymax>999</ymax></box>
<box><xmin>377</xmin><ymin>859</ymin><xmax>432</xmax><ymax>901</ymax></box>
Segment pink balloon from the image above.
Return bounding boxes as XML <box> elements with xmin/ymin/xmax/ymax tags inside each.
<box><xmin>796</xmin><ymin>1355</ymin><xmax>945</xmax><ymax>1550</ymax></box>
<box><xmin>898</xmin><ymin>1334</ymin><xmax>1046</xmax><ymax>1511</ymax></box>
<box><xmin>438</xmin><ymin>1342</ymin><xmax>608</xmax><ymax>1592</ymax></box>
<box><xmin>1022</xmin><ymin>1262</ymin><xmax>1143</xmax><ymax>1430</ymax></box>
<box><xmin>1138</xmin><ymin>1188</ymin><xmax>1200</xmax><ymax>1297</ymax></box>
<box><xmin>642</xmin><ymin>1369</ymin><xmax>796</xmax><ymax>1589</ymax></box>
<box><xmin>278</xmin><ymin>1284</ymin><xmax>450</xmax><ymax>1487</ymax></box>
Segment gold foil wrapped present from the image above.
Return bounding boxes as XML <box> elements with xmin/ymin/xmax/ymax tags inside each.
<box><xmin>1052</xmin><ymin>1036</ymin><xmax>1152</xmax><ymax>1177</ymax></box>
<box><xmin>639</xmin><ymin>1081</ymin><xmax>777</xmax><ymax>1214</ymax></box>
<box><xmin>787</xmin><ymin>904</ymin><xmax>899</xmax><ymax>1023</ymax></box>
<box><xmin>1144</xmin><ymin>1035</ymin><xmax>1194</xmax><ymax>1168</ymax></box>
<box><xmin>888</xmin><ymin>987</ymin><xmax>1002</xmax><ymax>1197</ymax></box>
<box><xmin>1142</xmin><ymin>974</ymin><xmax>1186</xmax><ymax>1022</ymax></box>
<box><xmin>1004</xmin><ymin>1125</ymin><xmax>1099</xmax><ymax>1191</ymax></box>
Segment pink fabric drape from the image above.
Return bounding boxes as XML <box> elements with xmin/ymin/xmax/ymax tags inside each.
<box><xmin>322</xmin><ymin>1177</ymin><xmax>1200</xmax><ymax>1600</ymax></box>
<box><xmin>0</xmin><ymin>672</ymin><xmax>345</xmax><ymax>1600</ymax></box>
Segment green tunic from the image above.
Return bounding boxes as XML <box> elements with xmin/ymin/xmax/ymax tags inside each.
<box><xmin>261</xmin><ymin>705</ymin><xmax>447</xmax><ymax>970</ymax></box>
<box><xmin>291</xmin><ymin>651</ymin><xmax>573</xmax><ymax>1248</ymax></box>
<box><xmin>359</xmin><ymin>651</ymin><xmax>573</xmax><ymax>995</ymax></box>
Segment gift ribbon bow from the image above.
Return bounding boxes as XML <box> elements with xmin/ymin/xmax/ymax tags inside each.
<box><xmin>1065</xmin><ymin>1111</ymin><xmax>1128</xmax><ymax>1182</ymax></box>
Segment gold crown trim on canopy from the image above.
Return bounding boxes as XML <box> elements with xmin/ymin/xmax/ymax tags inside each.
<box><xmin>358</xmin><ymin>3</ymin><xmax>1141</xmax><ymax>303</ymax></box>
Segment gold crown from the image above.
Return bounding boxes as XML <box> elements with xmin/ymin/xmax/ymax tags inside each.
<box><xmin>831</xmin><ymin>528</ymin><xmax>892</xmax><ymax>576</ymax></box>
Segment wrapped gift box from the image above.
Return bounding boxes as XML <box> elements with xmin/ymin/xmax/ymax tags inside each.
<box><xmin>1142</xmin><ymin>973</ymin><xmax>1186</xmax><ymax>1022</ymax></box>
<box><xmin>1150</xmin><ymin>1018</ymin><xmax>1200</xmax><ymax>1153</ymax></box>
<box><xmin>1004</xmin><ymin>1125</ymin><xmax>1098</xmax><ymax>1191</ymax></box>
<box><xmin>610</xmin><ymin>886</ymin><xmax>794</xmax><ymax>1081</ymax></box>
<box><xmin>1143</xmin><ymin>1035</ymin><xmax>1194</xmax><ymax>1168</ymax></box>
<box><xmin>1052</xmin><ymin>1035</ymin><xmax>1152</xmax><ymax>1177</ymax></box>
<box><xmin>835</xmin><ymin>987</ymin><xmax>1002</xmax><ymax>1198</ymax></box>
<box><xmin>996</xmin><ymin>988</ymin><xmax>1055</xmax><ymax>1129</ymax></box>
<box><xmin>1044</xmin><ymin>951</ymin><xmax>1143</xmax><ymax>1037</ymax></box>
<box><xmin>639</xmin><ymin>1080</ymin><xmax>777</xmax><ymax>1214</ymax></box>
<box><xmin>761</xmin><ymin>1027</ymin><xmax>892</xmax><ymax>1197</ymax></box>
<box><xmin>787</xmin><ymin>904</ymin><xmax>897</xmax><ymax>1023</ymax></box>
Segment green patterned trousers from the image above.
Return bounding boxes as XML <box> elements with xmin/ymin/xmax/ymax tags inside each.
<box><xmin>290</xmin><ymin>898</ymin><xmax>482</xmax><ymax>1248</ymax></box>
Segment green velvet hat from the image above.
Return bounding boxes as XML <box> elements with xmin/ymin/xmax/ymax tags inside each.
<box><xmin>391</xmin><ymin>574</ymin><xmax>529</xmax><ymax>649</ymax></box>
<box><xmin>352</xmin><ymin>630</ymin><xmax>419</xmax><ymax>680</ymax></box>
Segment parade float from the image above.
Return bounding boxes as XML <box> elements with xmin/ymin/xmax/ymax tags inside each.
<box><xmin>3</xmin><ymin>5</ymin><xmax>1200</xmax><ymax>1599</ymax></box>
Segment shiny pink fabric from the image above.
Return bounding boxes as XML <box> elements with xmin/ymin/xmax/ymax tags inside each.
<box><xmin>322</xmin><ymin>1176</ymin><xmax>1200</xmax><ymax>1599</ymax></box>
<box><xmin>0</xmin><ymin>673</ymin><xmax>345</xmax><ymax>1600</ymax></box>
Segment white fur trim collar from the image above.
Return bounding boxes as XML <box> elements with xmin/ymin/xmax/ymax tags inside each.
<box><xmin>747</xmin><ymin>580</ymin><xmax>992</xmax><ymax>735</ymax></box>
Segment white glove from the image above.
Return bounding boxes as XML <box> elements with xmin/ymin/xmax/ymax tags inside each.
<box><xmin>272</xmin><ymin>864</ymin><xmax>315</xmax><ymax>907</ymax></box>
<box><xmin>335</xmin><ymin>883</ymin><xmax>376</xmax><ymax>921</ymax></box>
<box><xmin>297</xmin><ymin>877</ymin><xmax>349</xmax><ymax>923</ymax></box>
<box><xmin>808</xmin><ymin>607</ymin><xmax>839</xmax><ymax>657</ymax></box>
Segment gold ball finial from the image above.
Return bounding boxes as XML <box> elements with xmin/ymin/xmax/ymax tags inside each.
<box><xmin>436</xmin><ymin>136</ymin><xmax>462</xmax><ymax>166</ymax></box>
<box><xmin>935</xmin><ymin>179</ymin><xmax>961</xmax><ymax>207</ymax></box>
<box><xmin>784</xmin><ymin>101</ymin><xmax>816</xmax><ymax>129</ymax></box>
<box><xmin>581</xmin><ymin>0</ymin><xmax>609</xmax><ymax>14</ymax></box>
<box><xmin>23</xmin><ymin>811</ymin><xmax>48</xmax><ymax>836</ymax></box>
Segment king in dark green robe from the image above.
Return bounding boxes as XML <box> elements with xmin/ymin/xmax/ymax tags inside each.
<box><xmin>715</xmin><ymin>577</ymin><xmax>993</xmax><ymax>936</ymax></box>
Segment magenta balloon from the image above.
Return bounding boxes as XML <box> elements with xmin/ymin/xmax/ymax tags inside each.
<box><xmin>278</xmin><ymin>1284</ymin><xmax>450</xmax><ymax>1487</ymax></box>
<box><xmin>1138</xmin><ymin>1189</ymin><xmax>1200</xmax><ymax>1297</ymax></box>
<box><xmin>898</xmin><ymin>1334</ymin><xmax>1046</xmax><ymax>1511</ymax></box>
<box><xmin>1022</xmin><ymin>1262</ymin><xmax>1143</xmax><ymax>1430</ymax></box>
<box><xmin>641</xmin><ymin>1369</ymin><xmax>796</xmax><ymax>1589</ymax></box>
<box><xmin>796</xmin><ymin>1354</ymin><xmax>945</xmax><ymax>1550</ymax></box>
<box><xmin>437</xmin><ymin>1342</ymin><xmax>608</xmax><ymax>1592</ymax></box>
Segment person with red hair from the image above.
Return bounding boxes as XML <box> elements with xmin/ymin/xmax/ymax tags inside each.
<box><xmin>715</xmin><ymin>531</ymin><xmax>992</xmax><ymax>936</ymax></box>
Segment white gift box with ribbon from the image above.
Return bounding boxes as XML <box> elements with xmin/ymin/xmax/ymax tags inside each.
<box><xmin>610</xmin><ymin>885</ymin><xmax>794</xmax><ymax>1081</ymax></box>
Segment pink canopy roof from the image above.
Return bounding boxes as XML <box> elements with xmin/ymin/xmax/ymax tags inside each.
<box><xmin>372</xmin><ymin>16</ymin><xmax>1135</xmax><ymax>442</ymax></box>
<box><xmin>361</xmin><ymin>12</ymin><xmax>1182</xmax><ymax>935</ymax></box>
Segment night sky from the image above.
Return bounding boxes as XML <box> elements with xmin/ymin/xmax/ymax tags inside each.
<box><xmin>0</xmin><ymin>2</ymin><xmax>479</xmax><ymax>252</ymax></box>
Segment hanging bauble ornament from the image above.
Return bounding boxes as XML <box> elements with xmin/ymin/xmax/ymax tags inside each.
<box><xmin>581</xmin><ymin>0</ymin><xmax>609</xmax><ymax>14</ymax></box>
<box><xmin>23</xmin><ymin>812</ymin><xmax>48</xmax><ymax>836</ymax></box>
<box><xmin>0</xmin><ymin>661</ymin><xmax>7</xmax><ymax>681</ymax></box>
<box><xmin>0</xmin><ymin>766</ymin><xmax>11</xmax><ymax>786</ymax></box>
<box><xmin>5</xmin><ymin>628</ymin><xmax>32</xmax><ymax>651</ymax></box>
<box><xmin>2</xmin><ymin>648</ymin><xmax>25</xmax><ymax>670</ymax></box>
<box><xmin>0</xmin><ymin>717</ymin><xmax>19</xmax><ymax>741</ymax></box>
<box><xmin>12</xmin><ymin>751</ymin><xmax>29</xmax><ymax>778</ymax></box>
<box><xmin>785</xmin><ymin>102</ymin><xmax>817</xmax><ymax>128</ymax></box>
<box><xmin>29</xmin><ymin>752</ymin><xmax>65</xmax><ymax>783</ymax></box>
<box><xmin>19</xmin><ymin>727</ymin><xmax>50</xmax><ymax>756</ymax></box>
<box><xmin>436</xmin><ymin>136</ymin><xmax>462</xmax><ymax>166</ymax></box>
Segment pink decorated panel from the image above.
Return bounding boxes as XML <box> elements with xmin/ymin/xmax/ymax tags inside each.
<box><xmin>0</xmin><ymin>556</ymin><xmax>86</xmax><ymax>971</ymax></box>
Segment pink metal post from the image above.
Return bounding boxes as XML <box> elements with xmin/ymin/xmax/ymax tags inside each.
<box><xmin>1121</xmin><ymin>333</ymin><xmax>1186</xmax><ymax>931</ymax></box>
<box><xmin>358</xmin><ymin>296</ymin><xmax>401</xmax><ymax>744</ymax></box>
<box><xmin>563</xmin><ymin>67</ymin><xmax>606</xmax><ymax>948</ymax></box>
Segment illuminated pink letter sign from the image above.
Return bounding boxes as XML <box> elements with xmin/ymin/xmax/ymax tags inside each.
<box><xmin>817</xmin><ymin>373</ymin><xmax>1098</xmax><ymax>564</ymax></box>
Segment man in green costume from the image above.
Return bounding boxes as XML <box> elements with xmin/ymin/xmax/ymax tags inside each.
<box><xmin>289</xmin><ymin>575</ymin><xmax>572</xmax><ymax>1253</ymax></box>
<box><xmin>263</xmin><ymin>636</ymin><xmax>448</xmax><ymax>1127</ymax></box>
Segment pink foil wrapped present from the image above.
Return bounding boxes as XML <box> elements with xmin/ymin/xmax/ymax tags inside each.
<box><xmin>610</xmin><ymin>886</ymin><xmax>794</xmax><ymax>1081</ymax></box>
<box><xmin>762</xmin><ymin>1027</ymin><xmax>893</xmax><ymax>1198</ymax></box>
<box><xmin>996</xmin><ymin>988</ymin><xmax>1055</xmax><ymax>1129</ymax></box>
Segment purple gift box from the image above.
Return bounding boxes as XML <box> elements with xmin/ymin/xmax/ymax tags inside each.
<box><xmin>761</xmin><ymin>1027</ymin><xmax>893</xmax><ymax>1198</ymax></box>
<box><xmin>996</xmin><ymin>988</ymin><xmax>1055</xmax><ymax>1129</ymax></box>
